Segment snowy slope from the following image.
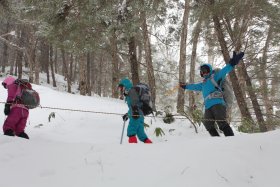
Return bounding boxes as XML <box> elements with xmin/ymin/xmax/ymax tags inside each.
<box><xmin>0</xmin><ymin>80</ymin><xmax>279</xmax><ymax>187</ymax></box>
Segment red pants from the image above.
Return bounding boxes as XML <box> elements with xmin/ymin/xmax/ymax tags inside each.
<box><xmin>3</xmin><ymin>107</ymin><xmax>29</xmax><ymax>135</ymax></box>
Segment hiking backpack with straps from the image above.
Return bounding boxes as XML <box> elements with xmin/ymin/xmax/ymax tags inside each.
<box><xmin>15</xmin><ymin>79</ymin><xmax>40</xmax><ymax>109</ymax></box>
<box><xmin>133</xmin><ymin>83</ymin><xmax>153</xmax><ymax>116</ymax></box>
<box><xmin>210</xmin><ymin>69</ymin><xmax>234</xmax><ymax>108</ymax></box>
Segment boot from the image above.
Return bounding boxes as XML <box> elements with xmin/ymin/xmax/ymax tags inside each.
<box><xmin>17</xmin><ymin>132</ymin><xmax>29</xmax><ymax>139</ymax></box>
<box><xmin>208</xmin><ymin>129</ymin><xmax>220</xmax><ymax>137</ymax></box>
<box><xmin>128</xmin><ymin>136</ymin><xmax>137</xmax><ymax>143</ymax></box>
<box><xmin>222</xmin><ymin>126</ymin><xmax>234</xmax><ymax>136</ymax></box>
<box><xmin>4</xmin><ymin>129</ymin><xmax>15</xmax><ymax>136</ymax></box>
<box><xmin>144</xmin><ymin>138</ymin><xmax>152</xmax><ymax>144</ymax></box>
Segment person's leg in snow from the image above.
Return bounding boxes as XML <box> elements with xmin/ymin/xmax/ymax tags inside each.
<box><xmin>203</xmin><ymin>108</ymin><xmax>220</xmax><ymax>136</ymax></box>
<box><xmin>3</xmin><ymin>107</ymin><xmax>20</xmax><ymax>136</ymax></box>
<box><xmin>212</xmin><ymin>104</ymin><xmax>234</xmax><ymax>136</ymax></box>
<box><xmin>127</xmin><ymin>115</ymin><xmax>152</xmax><ymax>143</ymax></box>
<box><xmin>3</xmin><ymin>107</ymin><xmax>29</xmax><ymax>139</ymax></box>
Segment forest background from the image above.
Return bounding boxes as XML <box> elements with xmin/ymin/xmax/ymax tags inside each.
<box><xmin>0</xmin><ymin>0</ymin><xmax>280</xmax><ymax>133</ymax></box>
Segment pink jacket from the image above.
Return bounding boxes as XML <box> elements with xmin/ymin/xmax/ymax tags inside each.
<box><xmin>2</xmin><ymin>76</ymin><xmax>28</xmax><ymax>110</ymax></box>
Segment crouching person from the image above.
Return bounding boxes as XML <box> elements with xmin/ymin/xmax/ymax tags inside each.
<box><xmin>2</xmin><ymin>76</ymin><xmax>29</xmax><ymax>139</ymax></box>
<box><xmin>118</xmin><ymin>78</ymin><xmax>152</xmax><ymax>144</ymax></box>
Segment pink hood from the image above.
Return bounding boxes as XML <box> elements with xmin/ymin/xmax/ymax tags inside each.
<box><xmin>2</xmin><ymin>76</ymin><xmax>16</xmax><ymax>88</ymax></box>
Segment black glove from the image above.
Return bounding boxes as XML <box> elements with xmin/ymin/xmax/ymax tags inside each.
<box><xmin>179</xmin><ymin>82</ymin><xmax>188</xmax><ymax>89</ymax></box>
<box><xmin>131</xmin><ymin>106</ymin><xmax>140</xmax><ymax>119</ymax></box>
<box><xmin>122</xmin><ymin>113</ymin><xmax>128</xmax><ymax>121</ymax></box>
<box><xmin>229</xmin><ymin>51</ymin><xmax>244</xmax><ymax>66</ymax></box>
<box><xmin>4</xmin><ymin>103</ymin><xmax>11</xmax><ymax>115</ymax></box>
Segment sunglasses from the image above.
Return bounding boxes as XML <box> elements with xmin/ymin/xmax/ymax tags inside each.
<box><xmin>200</xmin><ymin>66</ymin><xmax>210</xmax><ymax>77</ymax></box>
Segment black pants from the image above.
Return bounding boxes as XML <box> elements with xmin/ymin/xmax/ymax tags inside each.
<box><xmin>203</xmin><ymin>104</ymin><xmax>234</xmax><ymax>136</ymax></box>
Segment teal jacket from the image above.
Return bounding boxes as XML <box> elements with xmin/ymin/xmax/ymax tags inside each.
<box><xmin>119</xmin><ymin>78</ymin><xmax>143</xmax><ymax>116</ymax></box>
<box><xmin>185</xmin><ymin>64</ymin><xmax>234</xmax><ymax>109</ymax></box>
<box><xmin>119</xmin><ymin>78</ymin><xmax>147</xmax><ymax>141</ymax></box>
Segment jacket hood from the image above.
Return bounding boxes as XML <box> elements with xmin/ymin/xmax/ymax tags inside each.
<box><xmin>200</xmin><ymin>63</ymin><xmax>213</xmax><ymax>78</ymax></box>
<box><xmin>119</xmin><ymin>78</ymin><xmax>133</xmax><ymax>90</ymax></box>
<box><xmin>2</xmin><ymin>76</ymin><xmax>16</xmax><ymax>88</ymax></box>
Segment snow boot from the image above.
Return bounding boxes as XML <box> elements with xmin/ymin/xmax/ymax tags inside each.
<box><xmin>222</xmin><ymin>126</ymin><xmax>234</xmax><ymax>136</ymax></box>
<box><xmin>208</xmin><ymin>129</ymin><xmax>220</xmax><ymax>137</ymax></box>
<box><xmin>128</xmin><ymin>136</ymin><xmax>137</xmax><ymax>143</ymax></box>
<box><xmin>17</xmin><ymin>132</ymin><xmax>29</xmax><ymax>139</ymax></box>
<box><xmin>144</xmin><ymin>138</ymin><xmax>152</xmax><ymax>144</ymax></box>
<box><xmin>4</xmin><ymin>129</ymin><xmax>14</xmax><ymax>136</ymax></box>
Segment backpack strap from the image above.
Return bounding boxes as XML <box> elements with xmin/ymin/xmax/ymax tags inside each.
<box><xmin>210</xmin><ymin>73</ymin><xmax>222</xmax><ymax>92</ymax></box>
<box><xmin>128</xmin><ymin>87</ymin><xmax>140</xmax><ymax>108</ymax></box>
<box><xmin>204</xmin><ymin>73</ymin><xmax>224</xmax><ymax>102</ymax></box>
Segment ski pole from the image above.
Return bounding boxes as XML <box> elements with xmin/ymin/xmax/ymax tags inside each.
<box><xmin>120</xmin><ymin>120</ymin><xmax>126</xmax><ymax>144</ymax></box>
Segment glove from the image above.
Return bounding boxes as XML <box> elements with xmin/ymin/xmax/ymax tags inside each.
<box><xmin>229</xmin><ymin>51</ymin><xmax>244</xmax><ymax>66</ymax></box>
<box><xmin>131</xmin><ymin>106</ymin><xmax>140</xmax><ymax>119</ymax></box>
<box><xmin>179</xmin><ymin>82</ymin><xmax>188</xmax><ymax>89</ymax></box>
<box><xmin>4</xmin><ymin>103</ymin><xmax>11</xmax><ymax>115</ymax></box>
<box><xmin>122</xmin><ymin>113</ymin><xmax>128</xmax><ymax>121</ymax></box>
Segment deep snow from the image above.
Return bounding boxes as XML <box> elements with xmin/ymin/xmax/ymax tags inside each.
<box><xmin>0</xmin><ymin>78</ymin><xmax>279</xmax><ymax>187</ymax></box>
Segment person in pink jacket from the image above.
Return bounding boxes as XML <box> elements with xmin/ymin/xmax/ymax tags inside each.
<box><xmin>2</xmin><ymin>76</ymin><xmax>29</xmax><ymax>139</ymax></box>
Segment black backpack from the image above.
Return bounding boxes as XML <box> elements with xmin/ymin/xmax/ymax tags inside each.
<box><xmin>134</xmin><ymin>83</ymin><xmax>153</xmax><ymax>116</ymax></box>
<box><xmin>15</xmin><ymin>79</ymin><xmax>40</xmax><ymax>109</ymax></box>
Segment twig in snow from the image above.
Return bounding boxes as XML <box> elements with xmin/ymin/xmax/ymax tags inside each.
<box><xmin>180</xmin><ymin>166</ymin><xmax>190</xmax><ymax>175</ymax></box>
<box><xmin>216</xmin><ymin>170</ymin><xmax>229</xmax><ymax>183</ymax></box>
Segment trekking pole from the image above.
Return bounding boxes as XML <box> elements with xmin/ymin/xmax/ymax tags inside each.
<box><xmin>120</xmin><ymin>120</ymin><xmax>126</xmax><ymax>144</ymax></box>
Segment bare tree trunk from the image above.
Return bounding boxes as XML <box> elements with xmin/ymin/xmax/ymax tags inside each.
<box><xmin>86</xmin><ymin>52</ymin><xmax>91</xmax><ymax>96</ymax></box>
<box><xmin>73</xmin><ymin>57</ymin><xmax>78</xmax><ymax>82</ymax></box>
<box><xmin>205</xmin><ymin>25</ymin><xmax>215</xmax><ymax>66</ymax></box>
<box><xmin>140</xmin><ymin>5</ymin><xmax>156</xmax><ymax>110</ymax></box>
<box><xmin>90</xmin><ymin>52</ymin><xmax>95</xmax><ymax>94</ymax></box>
<box><xmin>239</xmin><ymin>61</ymin><xmax>267</xmax><ymax>132</ymax></box>
<box><xmin>54</xmin><ymin>48</ymin><xmax>58</xmax><ymax>74</ymax></box>
<box><xmin>225</xmin><ymin>2</ymin><xmax>267</xmax><ymax>132</ymax></box>
<box><xmin>40</xmin><ymin>39</ymin><xmax>50</xmax><ymax>84</ymax></box>
<box><xmin>25</xmin><ymin>27</ymin><xmax>37</xmax><ymax>84</ymax></box>
<box><xmin>189</xmin><ymin>7</ymin><xmax>203</xmax><ymax>112</ymax></box>
<box><xmin>49</xmin><ymin>45</ymin><xmax>57</xmax><ymax>87</ymax></box>
<box><xmin>259</xmin><ymin>25</ymin><xmax>274</xmax><ymax>130</ymax></box>
<box><xmin>210</xmin><ymin>6</ymin><xmax>254</xmax><ymax>127</ymax></box>
<box><xmin>69</xmin><ymin>53</ymin><xmax>73</xmax><ymax>82</ymax></box>
<box><xmin>271</xmin><ymin>56</ymin><xmax>280</xmax><ymax>105</ymax></box>
<box><xmin>79</xmin><ymin>53</ymin><xmax>87</xmax><ymax>95</ymax></box>
<box><xmin>61</xmin><ymin>49</ymin><xmax>71</xmax><ymax>93</ymax></box>
<box><xmin>110</xmin><ymin>29</ymin><xmax>119</xmax><ymax>98</ymax></box>
<box><xmin>1</xmin><ymin>20</ymin><xmax>9</xmax><ymax>73</ymax></box>
<box><xmin>177</xmin><ymin>0</ymin><xmax>190</xmax><ymax>113</ymax></box>
<box><xmin>15</xmin><ymin>26</ymin><xmax>24</xmax><ymax>79</ymax></box>
<box><xmin>97</xmin><ymin>54</ymin><xmax>103</xmax><ymax>96</ymax></box>
<box><xmin>22</xmin><ymin>24</ymin><xmax>39</xmax><ymax>84</ymax></box>
<box><xmin>128</xmin><ymin>36</ymin><xmax>140</xmax><ymax>85</ymax></box>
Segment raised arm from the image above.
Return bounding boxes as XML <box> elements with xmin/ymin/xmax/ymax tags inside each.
<box><xmin>215</xmin><ymin>51</ymin><xmax>244</xmax><ymax>81</ymax></box>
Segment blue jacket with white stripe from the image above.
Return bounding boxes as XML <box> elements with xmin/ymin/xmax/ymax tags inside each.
<box><xmin>185</xmin><ymin>63</ymin><xmax>234</xmax><ymax>109</ymax></box>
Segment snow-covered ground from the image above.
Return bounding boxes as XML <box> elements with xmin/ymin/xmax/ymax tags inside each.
<box><xmin>0</xmin><ymin>77</ymin><xmax>279</xmax><ymax>187</ymax></box>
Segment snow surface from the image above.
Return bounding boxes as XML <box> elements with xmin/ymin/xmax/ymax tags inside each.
<box><xmin>0</xmin><ymin>78</ymin><xmax>279</xmax><ymax>187</ymax></box>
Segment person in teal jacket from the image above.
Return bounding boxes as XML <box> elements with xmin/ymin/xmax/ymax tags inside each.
<box><xmin>180</xmin><ymin>51</ymin><xmax>244</xmax><ymax>136</ymax></box>
<box><xmin>118</xmin><ymin>78</ymin><xmax>152</xmax><ymax>143</ymax></box>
